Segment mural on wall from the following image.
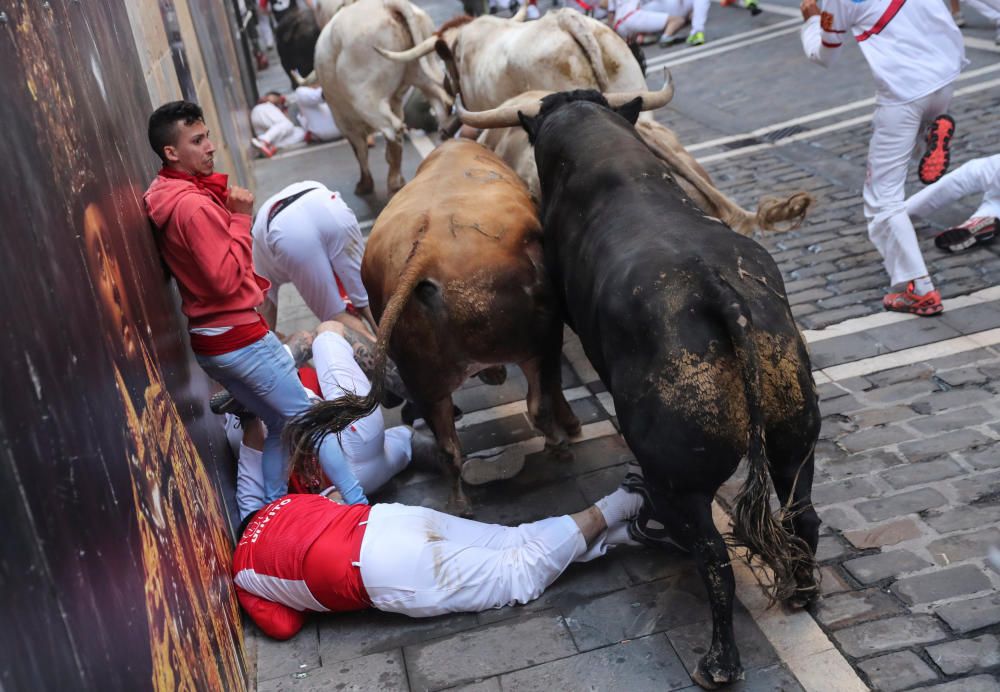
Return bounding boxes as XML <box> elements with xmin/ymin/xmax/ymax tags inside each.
<box><xmin>0</xmin><ymin>1</ymin><xmax>248</xmax><ymax>687</ymax></box>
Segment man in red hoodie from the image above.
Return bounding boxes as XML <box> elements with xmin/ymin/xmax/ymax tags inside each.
<box><xmin>143</xmin><ymin>100</ymin><xmax>366</xmax><ymax>505</ymax></box>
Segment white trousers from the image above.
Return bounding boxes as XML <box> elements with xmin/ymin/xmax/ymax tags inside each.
<box><xmin>262</xmin><ymin>190</ymin><xmax>369</xmax><ymax>320</ymax></box>
<box><xmin>643</xmin><ymin>0</ymin><xmax>709</xmax><ymax>33</ymax></box>
<box><xmin>312</xmin><ymin>331</ymin><xmax>412</xmax><ymax>494</ymax></box>
<box><xmin>615</xmin><ymin>9</ymin><xmax>669</xmax><ymax>37</ymax></box>
<box><xmin>358</xmin><ymin>503</ymin><xmax>589</xmax><ymax>616</ymax></box>
<box><xmin>252</xmin><ymin>114</ymin><xmax>306</xmax><ymax>150</ymax></box>
<box><xmin>257</xmin><ymin>11</ymin><xmax>275</xmax><ymax>49</ymax></box>
<box><xmin>565</xmin><ymin>1</ymin><xmax>608</xmax><ymax>20</ymax></box>
<box><xmin>906</xmin><ymin>154</ymin><xmax>1000</xmax><ymax>222</ymax></box>
<box><xmin>863</xmin><ymin>84</ymin><xmax>953</xmax><ymax>286</ymax></box>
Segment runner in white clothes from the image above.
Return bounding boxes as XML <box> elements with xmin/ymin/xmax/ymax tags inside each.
<box><xmin>800</xmin><ymin>0</ymin><xmax>967</xmax><ymax>317</ymax></box>
<box><xmin>906</xmin><ymin>154</ymin><xmax>1000</xmax><ymax>254</ymax></box>
<box><xmin>251</xmin><ymin>180</ymin><xmax>377</xmax><ymax>335</ymax></box>
<box><xmin>608</xmin><ymin>0</ymin><xmax>701</xmax><ymax>46</ymax></box>
<box><xmin>953</xmin><ymin>0</ymin><xmax>1000</xmax><ymax>44</ymax></box>
<box><xmin>251</xmin><ymin>93</ymin><xmax>306</xmax><ymax>157</ymax></box>
<box><xmin>229</xmin><ymin>321</ymin><xmax>448</xmax><ymax>516</ymax></box>
<box><xmin>293</xmin><ymin>86</ymin><xmax>342</xmax><ymax>142</ymax></box>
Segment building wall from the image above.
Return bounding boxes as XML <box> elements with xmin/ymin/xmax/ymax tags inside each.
<box><xmin>0</xmin><ymin>0</ymin><xmax>253</xmax><ymax>687</ymax></box>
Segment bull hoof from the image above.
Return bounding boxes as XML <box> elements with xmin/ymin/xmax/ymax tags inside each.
<box><xmin>545</xmin><ymin>440</ymin><xmax>574</xmax><ymax>462</ymax></box>
<box><xmin>785</xmin><ymin>583</ymin><xmax>819</xmax><ymax>610</ymax></box>
<box><xmin>388</xmin><ymin>177</ymin><xmax>406</xmax><ymax>195</ymax></box>
<box><xmin>691</xmin><ymin>657</ymin><xmax>744</xmax><ymax>690</ymax></box>
<box><xmin>355</xmin><ymin>178</ymin><xmax>374</xmax><ymax>195</ymax></box>
<box><xmin>561</xmin><ymin>416</ymin><xmax>582</xmax><ymax>438</ymax></box>
<box><xmin>476</xmin><ymin>365</ymin><xmax>507</xmax><ymax>386</ymax></box>
<box><xmin>447</xmin><ymin>497</ymin><xmax>475</xmax><ymax>518</ymax></box>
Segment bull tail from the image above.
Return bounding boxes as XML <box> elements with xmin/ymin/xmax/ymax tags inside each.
<box><xmin>385</xmin><ymin>0</ymin><xmax>431</xmax><ymax>48</ymax></box>
<box><xmin>705</xmin><ymin>271</ymin><xmax>815</xmax><ymax>604</ymax></box>
<box><xmin>284</xmin><ymin>214</ymin><xmax>432</xmax><ymax>471</ymax></box>
<box><xmin>755</xmin><ymin>192</ymin><xmax>813</xmax><ymax>232</ymax></box>
<box><xmin>555</xmin><ymin>11</ymin><xmax>611</xmax><ymax>91</ymax></box>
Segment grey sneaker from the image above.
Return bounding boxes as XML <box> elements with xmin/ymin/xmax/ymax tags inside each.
<box><xmin>461</xmin><ymin>448</ymin><xmax>525</xmax><ymax>485</ymax></box>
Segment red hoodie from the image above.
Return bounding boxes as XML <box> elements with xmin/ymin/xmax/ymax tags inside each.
<box><xmin>144</xmin><ymin>171</ymin><xmax>270</xmax><ymax>329</ymax></box>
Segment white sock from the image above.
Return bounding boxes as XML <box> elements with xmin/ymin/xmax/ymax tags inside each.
<box><xmin>606</xmin><ymin>521</ymin><xmax>643</xmax><ymax>548</ymax></box>
<box><xmin>913</xmin><ymin>276</ymin><xmax>935</xmax><ymax>295</ymax></box>
<box><xmin>595</xmin><ymin>488</ymin><xmax>643</xmax><ymax>527</ymax></box>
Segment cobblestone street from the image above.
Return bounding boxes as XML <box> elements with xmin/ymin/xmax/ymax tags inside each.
<box><xmin>248</xmin><ymin>2</ymin><xmax>1000</xmax><ymax>689</ymax></box>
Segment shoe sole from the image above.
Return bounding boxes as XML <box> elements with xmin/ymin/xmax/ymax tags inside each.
<box><xmin>935</xmin><ymin>221</ymin><xmax>997</xmax><ymax>253</ymax></box>
<box><xmin>883</xmin><ymin>301</ymin><xmax>944</xmax><ymax>317</ymax></box>
<box><xmin>460</xmin><ymin>449</ymin><xmax>525</xmax><ymax>485</ymax></box>
<box><xmin>919</xmin><ymin>115</ymin><xmax>955</xmax><ymax>185</ymax></box>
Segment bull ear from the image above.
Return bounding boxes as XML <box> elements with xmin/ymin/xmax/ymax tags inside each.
<box><xmin>518</xmin><ymin>111</ymin><xmax>539</xmax><ymax>144</ymax></box>
<box><xmin>615</xmin><ymin>97</ymin><xmax>642</xmax><ymax>126</ymax></box>
<box><xmin>434</xmin><ymin>38</ymin><xmax>453</xmax><ymax>62</ymax></box>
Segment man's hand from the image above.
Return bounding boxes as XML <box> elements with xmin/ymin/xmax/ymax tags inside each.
<box><xmin>800</xmin><ymin>0</ymin><xmax>820</xmax><ymax>21</ymax></box>
<box><xmin>227</xmin><ymin>186</ymin><xmax>255</xmax><ymax>216</ymax></box>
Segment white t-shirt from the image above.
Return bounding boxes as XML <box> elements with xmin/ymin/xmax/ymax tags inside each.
<box><xmin>294</xmin><ymin>86</ymin><xmax>340</xmax><ymax>141</ymax></box>
<box><xmin>801</xmin><ymin>0</ymin><xmax>966</xmax><ymax>105</ymax></box>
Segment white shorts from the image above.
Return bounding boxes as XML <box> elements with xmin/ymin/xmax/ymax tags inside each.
<box><xmin>358</xmin><ymin>503</ymin><xmax>587</xmax><ymax>616</ymax></box>
<box><xmin>313</xmin><ymin>331</ymin><xmax>412</xmax><ymax>494</ymax></box>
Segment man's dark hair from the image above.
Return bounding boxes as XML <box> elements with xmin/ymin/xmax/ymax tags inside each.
<box><xmin>147</xmin><ymin>100</ymin><xmax>204</xmax><ymax>162</ymax></box>
<box><xmin>265</xmin><ymin>91</ymin><xmax>282</xmax><ymax>99</ymax></box>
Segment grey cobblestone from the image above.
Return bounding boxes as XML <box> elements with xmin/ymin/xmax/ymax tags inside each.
<box><xmin>843</xmin><ymin>518</ymin><xmax>923</xmax><ymax>549</ymax></box>
<box><xmin>891</xmin><ymin>564</ymin><xmax>993</xmax><ymax>605</ymax></box>
<box><xmin>855</xmin><ymin>488</ymin><xmax>948</xmax><ymax>523</ymax></box>
<box><xmin>844</xmin><ymin>550</ymin><xmax>934</xmax><ymax>585</ymax></box>
<box><xmin>936</xmin><ymin>593</ymin><xmax>1000</xmax><ymax>633</ymax></box>
<box><xmin>921</xmin><ymin>675</ymin><xmax>1000</xmax><ymax>692</ymax></box>
<box><xmin>926</xmin><ymin>634</ymin><xmax>1000</xmax><ymax>676</ymax></box>
<box><xmin>833</xmin><ymin>614</ymin><xmax>948</xmax><ymax>657</ymax></box>
<box><xmin>812</xmin><ymin>588</ymin><xmax>904</xmax><ymax>630</ymax></box>
<box><xmin>927</xmin><ymin>527</ymin><xmax>1000</xmax><ymax>566</ymax></box>
<box><xmin>899</xmin><ymin>430</ymin><xmax>996</xmax><ymax>463</ymax></box>
<box><xmin>858</xmin><ymin>651</ymin><xmax>938</xmax><ymax>692</ymax></box>
<box><xmin>880</xmin><ymin>458</ymin><xmax>963</xmax><ymax>489</ymax></box>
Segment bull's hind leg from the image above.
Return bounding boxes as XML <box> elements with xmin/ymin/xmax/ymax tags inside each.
<box><xmin>424</xmin><ymin>396</ymin><xmax>472</xmax><ymax>517</ymax></box>
<box><xmin>767</xmin><ymin>422</ymin><xmax>822</xmax><ymax>609</ymax></box>
<box><xmin>652</xmin><ymin>490</ymin><xmax>743</xmax><ymax>689</ymax></box>
<box><xmin>386</xmin><ymin>138</ymin><xmax>406</xmax><ymax>194</ymax></box>
<box><xmin>345</xmin><ymin>129</ymin><xmax>374</xmax><ymax>195</ymax></box>
<box><xmin>519</xmin><ymin>357</ymin><xmax>572</xmax><ymax>459</ymax></box>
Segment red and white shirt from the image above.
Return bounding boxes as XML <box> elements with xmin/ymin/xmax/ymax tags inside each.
<box><xmin>801</xmin><ymin>0</ymin><xmax>966</xmax><ymax>105</ymax></box>
<box><xmin>233</xmin><ymin>494</ymin><xmax>372</xmax><ymax>639</ymax></box>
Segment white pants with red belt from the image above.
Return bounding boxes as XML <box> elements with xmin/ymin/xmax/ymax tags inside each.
<box><xmin>863</xmin><ymin>84</ymin><xmax>954</xmax><ymax>286</ymax></box>
<box><xmin>906</xmin><ymin>154</ymin><xmax>1000</xmax><ymax>222</ymax></box>
<box><xmin>615</xmin><ymin>9</ymin><xmax>669</xmax><ymax>38</ymax></box>
<box><xmin>358</xmin><ymin>503</ymin><xmax>599</xmax><ymax>616</ymax></box>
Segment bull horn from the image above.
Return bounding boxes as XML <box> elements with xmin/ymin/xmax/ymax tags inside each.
<box><xmin>374</xmin><ymin>35</ymin><xmax>437</xmax><ymax>62</ymax></box>
<box><xmin>511</xmin><ymin>3</ymin><xmax>527</xmax><ymax>21</ymax></box>
<box><xmin>604</xmin><ymin>68</ymin><xmax>674</xmax><ymax>111</ymax></box>
<box><xmin>456</xmin><ymin>95</ymin><xmax>541</xmax><ymax>130</ymax></box>
<box><xmin>291</xmin><ymin>69</ymin><xmax>318</xmax><ymax>86</ymax></box>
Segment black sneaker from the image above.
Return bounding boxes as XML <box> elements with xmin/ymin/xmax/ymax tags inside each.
<box><xmin>622</xmin><ymin>472</ymin><xmax>689</xmax><ymax>552</ymax></box>
<box><xmin>934</xmin><ymin>217</ymin><xmax>997</xmax><ymax>253</ymax></box>
<box><xmin>209</xmin><ymin>390</ymin><xmax>255</xmax><ymax>419</ymax></box>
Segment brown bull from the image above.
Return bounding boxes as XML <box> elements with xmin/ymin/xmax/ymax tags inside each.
<box><xmin>287</xmin><ymin>139</ymin><xmax>580</xmax><ymax>515</ymax></box>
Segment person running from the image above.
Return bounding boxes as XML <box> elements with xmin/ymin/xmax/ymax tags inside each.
<box><xmin>800</xmin><ymin>0</ymin><xmax>967</xmax><ymax>316</ymax></box>
<box><xmin>646</xmin><ymin>0</ymin><xmax>712</xmax><ymax>46</ymax></box>
<box><xmin>251</xmin><ymin>180</ymin><xmax>376</xmax><ymax>336</ymax></box>
<box><xmin>906</xmin><ymin>154</ymin><xmax>1000</xmax><ymax>253</ymax></box>
<box><xmin>143</xmin><ymin>100</ymin><xmax>366</xmax><ymax>506</ymax></box>
<box><xmin>950</xmin><ymin>0</ymin><xmax>1000</xmax><ymax>43</ymax></box>
<box><xmin>232</xmin><ymin>470</ymin><xmax>643</xmax><ymax>639</ymax></box>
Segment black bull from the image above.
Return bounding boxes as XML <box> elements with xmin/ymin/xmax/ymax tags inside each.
<box><xmin>520</xmin><ymin>92</ymin><xmax>822</xmax><ymax>688</ymax></box>
<box><xmin>275</xmin><ymin>8</ymin><xmax>320</xmax><ymax>89</ymax></box>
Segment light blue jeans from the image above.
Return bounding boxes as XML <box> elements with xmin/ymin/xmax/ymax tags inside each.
<box><xmin>196</xmin><ymin>332</ymin><xmax>367</xmax><ymax>504</ymax></box>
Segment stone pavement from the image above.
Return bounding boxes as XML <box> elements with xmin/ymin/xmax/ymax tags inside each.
<box><xmin>243</xmin><ymin>2</ymin><xmax>1000</xmax><ymax>689</ymax></box>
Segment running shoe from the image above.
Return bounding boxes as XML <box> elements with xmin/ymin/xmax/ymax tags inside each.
<box><xmin>882</xmin><ymin>282</ymin><xmax>944</xmax><ymax>317</ymax></box>
<box><xmin>659</xmin><ymin>32</ymin><xmax>683</xmax><ymax>46</ymax></box>
<box><xmin>745</xmin><ymin>0</ymin><xmax>762</xmax><ymax>15</ymax></box>
<box><xmin>686</xmin><ymin>31</ymin><xmax>706</xmax><ymax>46</ymax></box>
<box><xmin>953</xmin><ymin>12</ymin><xmax>966</xmax><ymax>27</ymax></box>
<box><xmin>251</xmin><ymin>137</ymin><xmax>276</xmax><ymax>158</ymax></box>
<box><xmin>918</xmin><ymin>115</ymin><xmax>956</xmax><ymax>185</ymax></box>
<box><xmin>209</xmin><ymin>390</ymin><xmax>256</xmax><ymax>419</ymax></box>
<box><xmin>934</xmin><ymin>217</ymin><xmax>998</xmax><ymax>253</ymax></box>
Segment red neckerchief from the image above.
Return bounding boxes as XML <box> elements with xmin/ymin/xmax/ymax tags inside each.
<box><xmin>158</xmin><ymin>166</ymin><xmax>230</xmax><ymax>205</ymax></box>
